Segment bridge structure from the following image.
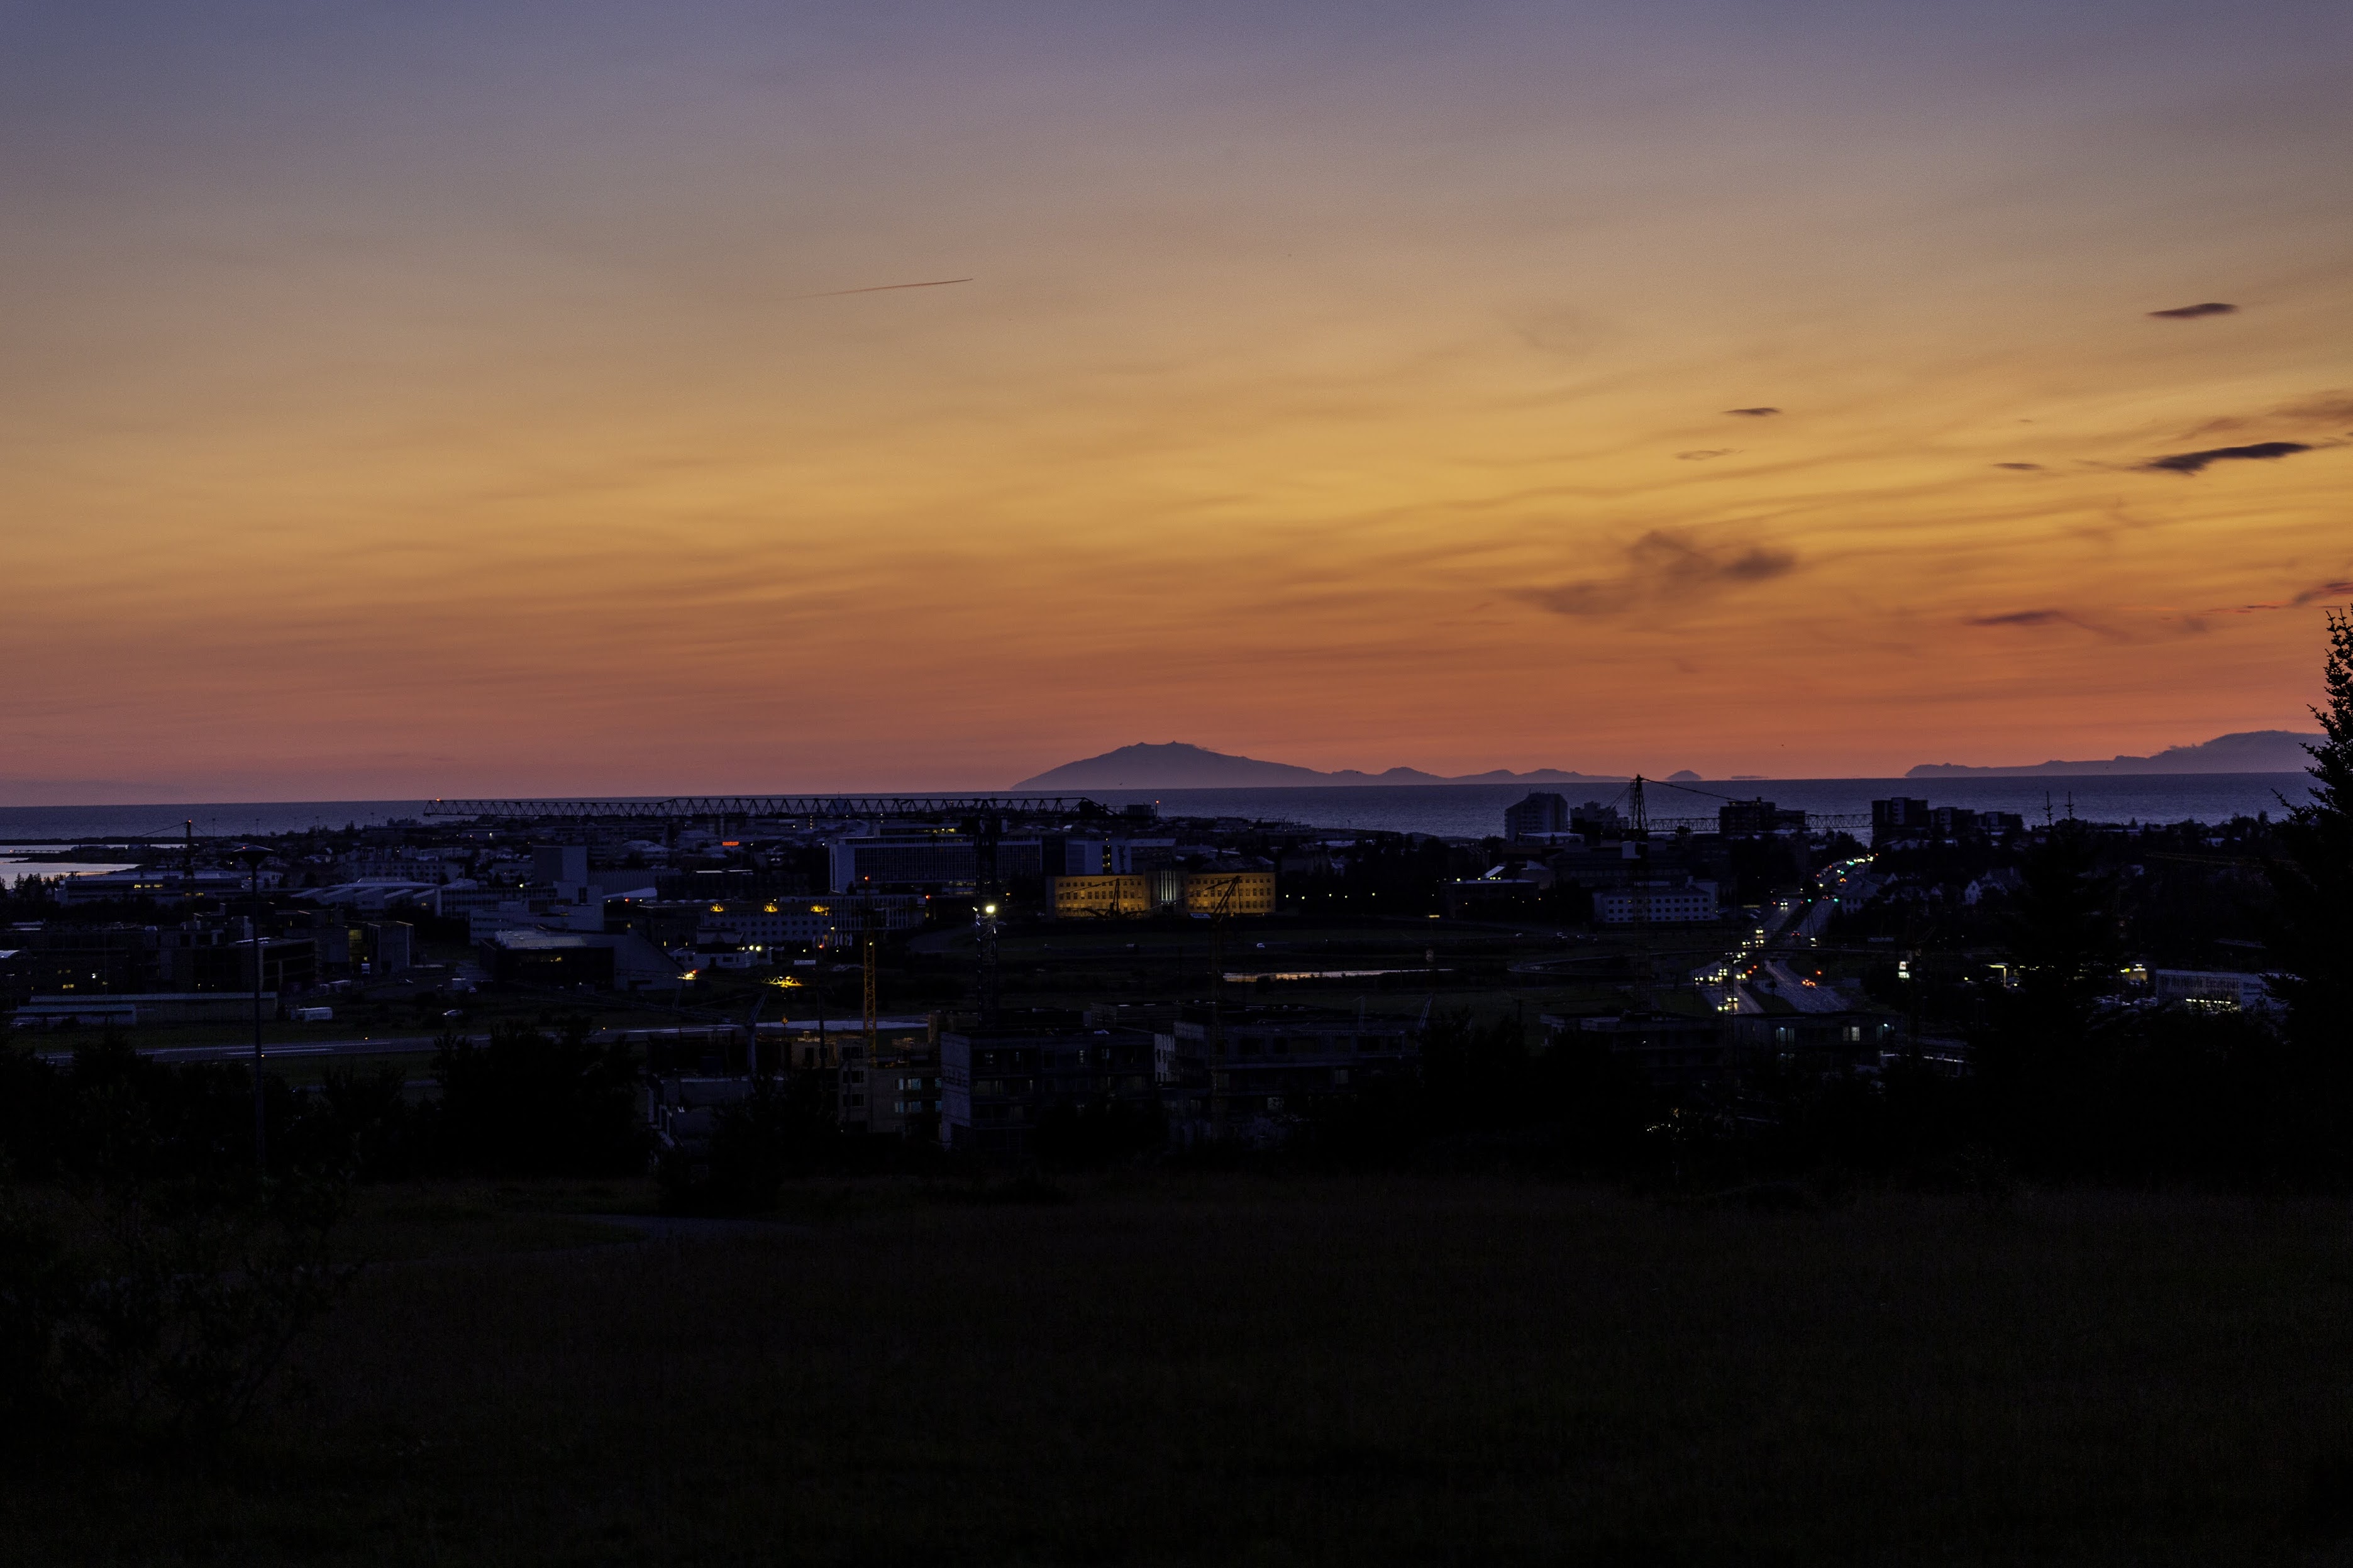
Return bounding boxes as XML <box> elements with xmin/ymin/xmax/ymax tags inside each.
<box><xmin>425</xmin><ymin>795</ymin><xmax>1118</xmax><ymax>822</ymax></box>
<box><xmin>1641</xmin><ymin>813</ymin><xmax>1873</xmax><ymax>834</ymax></box>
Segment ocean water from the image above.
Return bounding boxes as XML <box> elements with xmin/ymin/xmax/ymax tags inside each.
<box><xmin>0</xmin><ymin>802</ymin><xmax>432</xmax><ymax>844</ymax></box>
<box><xmin>0</xmin><ymin>773</ymin><xmax>2316</xmax><ymax>846</ymax></box>
<box><xmin>1096</xmin><ymin>774</ymin><xmax>2318</xmax><ymax>837</ymax></box>
<box><xmin>0</xmin><ymin>860</ymin><xmax>141</xmax><ymax>880</ymax></box>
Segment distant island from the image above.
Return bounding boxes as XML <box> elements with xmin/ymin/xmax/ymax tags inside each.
<box><xmin>1011</xmin><ymin>733</ymin><xmax>2322</xmax><ymax>790</ymax></box>
<box><xmin>1906</xmin><ymin>729</ymin><xmax>2318</xmax><ymax>778</ymax></box>
<box><xmin>1013</xmin><ymin>742</ymin><xmax>1628</xmax><ymax>791</ymax></box>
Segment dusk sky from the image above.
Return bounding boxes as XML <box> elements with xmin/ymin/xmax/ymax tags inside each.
<box><xmin>4</xmin><ymin>1</ymin><xmax>2349</xmax><ymax>802</ymax></box>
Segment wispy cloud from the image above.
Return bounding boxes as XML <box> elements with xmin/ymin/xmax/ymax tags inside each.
<box><xmin>790</xmin><ymin>277</ymin><xmax>973</xmax><ymax>299</ymax></box>
<box><xmin>1676</xmin><ymin>448</ymin><xmax>1734</xmax><ymax>461</ymax></box>
<box><xmin>2147</xmin><ymin>302</ymin><xmax>2235</xmax><ymax>319</ymax></box>
<box><xmin>2140</xmin><ymin>440</ymin><xmax>2313</xmax><ymax>475</ymax></box>
<box><xmin>1991</xmin><ymin>461</ymin><xmax>2042</xmax><ymax>470</ymax></box>
<box><xmin>1724</xmin><ymin>406</ymin><xmax>1780</xmax><ymax>417</ymax></box>
<box><xmin>1517</xmin><ymin>529</ymin><xmax>1796</xmax><ymax>618</ymax></box>
<box><xmin>1968</xmin><ymin>609</ymin><xmax>2070</xmax><ymax>627</ymax></box>
<box><xmin>2275</xmin><ymin>392</ymin><xmax>2353</xmax><ymax>424</ymax></box>
<box><xmin>2206</xmin><ymin>578</ymin><xmax>2353</xmax><ymax>614</ymax></box>
<box><xmin>2174</xmin><ymin>391</ymin><xmax>2353</xmax><ymax>441</ymax></box>
<box><xmin>1964</xmin><ymin>608</ymin><xmax>2125</xmax><ymax>640</ymax></box>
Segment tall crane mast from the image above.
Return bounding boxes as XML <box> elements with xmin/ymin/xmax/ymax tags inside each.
<box><xmin>964</xmin><ymin>813</ymin><xmax>1004</xmax><ymax>1022</ymax></box>
<box><xmin>1627</xmin><ymin>774</ymin><xmax>1654</xmax><ymax>1005</ymax></box>
<box><xmin>1202</xmin><ymin>873</ymin><xmax>1244</xmax><ymax>1063</ymax></box>
<box><xmin>861</xmin><ymin>900</ymin><xmax>880</xmax><ymax>1059</ymax></box>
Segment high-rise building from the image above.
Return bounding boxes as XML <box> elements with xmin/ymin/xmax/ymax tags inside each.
<box><xmin>1719</xmin><ymin>799</ymin><xmax>1807</xmax><ymax>837</ymax></box>
<box><xmin>1503</xmin><ymin>792</ymin><xmax>1570</xmax><ymax>839</ymax></box>
<box><xmin>1870</xmin><ymin>798</ymin><xmax>1932</xmax><ymax>844</ymax></box>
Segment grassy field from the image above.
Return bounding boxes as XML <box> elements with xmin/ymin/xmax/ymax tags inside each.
<box><xmin>13</xmin><ymin>1176</ymin><xmax>2353</xmax><ymax>1565</ymax></box>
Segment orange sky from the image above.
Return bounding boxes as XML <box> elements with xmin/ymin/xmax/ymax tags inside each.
<box><xmin>3</xmin><ymin>3</ymin><xmax>2349</xmax><ymax>802</ymax></box>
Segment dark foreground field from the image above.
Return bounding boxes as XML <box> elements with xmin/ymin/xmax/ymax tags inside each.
<box><xmin>13</xmin><ymin>1178</ymin><xmax>2353</xmax><ymax>1566</ymax></box>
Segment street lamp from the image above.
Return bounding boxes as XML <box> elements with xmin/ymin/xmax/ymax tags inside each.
<box><xmin>236</xmin><ymin>845</ymin><xmax>271</xmax><ymax>1174</ymax></box>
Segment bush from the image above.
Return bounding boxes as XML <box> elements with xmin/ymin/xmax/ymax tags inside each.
<box><xmin>1031</xmin><ymin>1096</ymin><xmax>1166</xmax><ymax>1171</ymax></box>
<box><xmin>0</xmin><ymin>1172</ymin><xmax>352</xmax><ymax>1447</ymax></box>
<box><xmin>433</xmin><ymin>1019</ymin><xmax>646</xmax><ymax>1177</ymax></box>
<box><xmin>658</xmin><ymin>1071</ymin><xmax>839</xmax><ymax>1213</ymax></box>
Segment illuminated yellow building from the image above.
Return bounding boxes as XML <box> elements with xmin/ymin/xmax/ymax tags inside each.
<box><xmin>1048</xmin><ymin>874</ymin><xmax>1151</xmax><ymax>920</ymax></box>
<box><xmin>1046</xmin><ymin>870</ymin><xmax>1277</xmax><ymax>919</ymax></box>
<box><xmin>1183</xmin><ymin>871</ymin><xmax>1276</xmax><ymax>917</ymax></box>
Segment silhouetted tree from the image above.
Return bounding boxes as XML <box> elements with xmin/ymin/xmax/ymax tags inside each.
<box><xmin>660</xmin><ymin>1069</ymin><xmax>840</xmax><ymax>1211</ymax></box>
<box><xmin>1977</xmin><ymin>821</ymin><xmax>2122</xmax><ymax>1166</ymax></box>
<box><xmin>2262</xmin><ymin>609</ymin><xmax>2353</xmax><ymax>1166</ymax></box>
<box><xmin>434</xmin><ymin>1019</ymin><xmax>645</xmax><ymax>1176</ymax></box>
<box><xmin>1417</xmin><ymin>1008</ymin><xmax>1535</xmax><ymax>1134</ymax></box>
<box><xmin>1032</xmin><ymin>1096</ymin><xmax>1166</xmax><ymax>1171</ymax></box>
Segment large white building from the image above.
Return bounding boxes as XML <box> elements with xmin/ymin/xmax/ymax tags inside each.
<box><xmin>2150</xmin><ymin>969</ymin><xmax>2276</xmax><ymax>1012</ymax></box>
<box><xmin>1595</xmin><ymin>879</ymin><xmax>1721</xmax><ymax>924</ymax></box>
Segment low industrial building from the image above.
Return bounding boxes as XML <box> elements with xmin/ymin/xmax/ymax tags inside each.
<box><xmin>477</xmin><ymin>929</ymin><xmax>685</xmax><ymax>991</ymax></box>
<box><xmin>11</xmin><ymin>991</ymin><xmax>280</xmax><ymax>1029</ymax></box>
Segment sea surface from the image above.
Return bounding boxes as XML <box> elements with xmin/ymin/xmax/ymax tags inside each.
<box><xmin>0</xmin><ymin>773</ymin><xmax>2315</xmax><ymax>846</ymax></box>
<box><xmin>0</xmin><ymin>860</ymin><xmax>140</xmax><ymax>881</ymax></box>
<box><xmin>1094</xmin><ymin>774</ymin><xmax>2317</xmax><ymax>837</ymax></box>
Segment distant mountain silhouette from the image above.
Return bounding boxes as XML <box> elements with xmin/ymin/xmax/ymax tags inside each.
<box><xmin>1012</xmin><ymin>742</ymin><xmax>1625</xmax><ymax>790</ymax></box>
<box><xmin>1906</xmin><ymin>729</ymin><xmax>2319</xmax><ymax>778</ymax></box>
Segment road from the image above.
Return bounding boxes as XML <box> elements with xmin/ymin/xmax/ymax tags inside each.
<box><xmin>31</xmin><ymin>1015</ymin><xmax>934</xmax><ymax>1066</ymax></box>
<box><xmin>35</xmin><ymin>1034</ymin><xmax>450</xmax><ymax>1065</ymax></box>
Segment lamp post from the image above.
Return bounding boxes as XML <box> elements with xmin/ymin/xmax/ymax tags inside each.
<box><xmin>236</xmin><ymin>846</ymin><xmax>270</xmax><ymax>1174</ymax></box>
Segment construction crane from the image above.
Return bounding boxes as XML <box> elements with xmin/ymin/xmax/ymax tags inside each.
<box><xmin>1626</xmin><ymin>774</ymin><xmax>1654</xmax><ymax>1005</ymax></box>
<box><xmin>1200</xmin><ymin>873</ymin><xmax>1245</xmax><ymax>1063</ymax></box>
<box><xmin>861</xmin><ymin>900</ymin><xmax>880</xmax><ymax>1060</ymax></box>
<box><xmin>965</xmin><ymin>812</ymin><xmax>1004</xmax><ymax>1022</ymax></box>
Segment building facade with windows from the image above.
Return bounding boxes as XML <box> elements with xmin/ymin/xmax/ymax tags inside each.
<box><xmin>938</xmin><ymin>1014</ymin><xmax>1160</xmax><ymax>1156</ymax></box>
<box><xmin>1594</xmin><ymin>879</ymin><xmax>1720</xmax><ymax>924</ymax></box>
<box><xmin>1156</xmin><ymin>1005</ymin><xmax>1416</xmax><ymax>1129</ymax></box>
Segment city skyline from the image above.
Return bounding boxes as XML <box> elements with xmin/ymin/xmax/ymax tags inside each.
<box><xmin>4</xmin><ymin>1</ymin><xmax>2350</xmax><ymax>803</ymax></box>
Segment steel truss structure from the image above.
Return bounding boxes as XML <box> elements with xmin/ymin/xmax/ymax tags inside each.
<box><xmin>425</xmin><ymin>795</ymin><xmax>1112</xmax><ymax>821</ymax></box>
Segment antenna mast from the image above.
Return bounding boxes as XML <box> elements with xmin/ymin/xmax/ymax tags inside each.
<box><xmin>861</xmin><ymin>902</ymin><xmax>879</xmax><ymax>1058</ymax></box>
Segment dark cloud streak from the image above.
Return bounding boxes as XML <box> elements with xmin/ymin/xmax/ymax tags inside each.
<box><xmin>792</xmin><ymin>277</ymin><xmax>973</xmax><ymax>299</ymax></box>
<box><xmin>2148</xmin><ymin>302</ymin><xmax>2235</xmax><ymax>319</ymax></box>
<box><xmin>2140</xmin><ymin>440</ymin><xmax>2312</xmax><ymax>475</ymax></box>
<box><xmin>1724</xmin><ymin>406</ymin><xmax>1780</xmax><ymax>417</ymax></box>
<box><xmin>1965</xmin><ymin>608</ymin><xmax>2125</xmax><ymax>640</ymax></box>
<box><xmin>1518</xmin><ymin>529</ymin><xmax>1796</xmax><ymax>618</ymax></box>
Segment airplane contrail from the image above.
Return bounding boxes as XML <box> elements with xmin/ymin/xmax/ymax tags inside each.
<box><xmin>794</xmin><ymin>277</ymin><xmax>973</xmax><ymax>299</ymax></box>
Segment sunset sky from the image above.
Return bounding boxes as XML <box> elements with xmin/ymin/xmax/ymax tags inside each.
<box><xmin>4</xmin><ymin>1</ymin><xmax>2349</xmax><ymax>802</ymax></box>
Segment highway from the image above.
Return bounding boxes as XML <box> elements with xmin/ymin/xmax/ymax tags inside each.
<box><xmin>35</xmin><ymin>1034</ymin><xmax>449</xmax><ymax>1065</ymax></box>
<box><xmin>31</xmin><ymin>1015</ymin><xmax>934</xmax><ymax>1067</ymax></box>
